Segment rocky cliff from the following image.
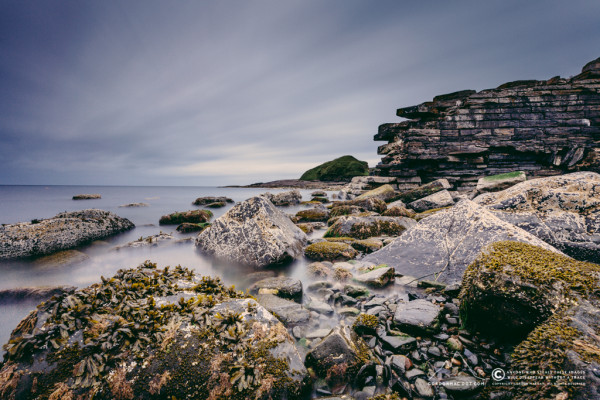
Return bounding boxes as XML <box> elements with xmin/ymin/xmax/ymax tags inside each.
<box><xmin>374</xmin><ymin>57</ymin><xmax>600</xmax><ymax>189</ymax></box>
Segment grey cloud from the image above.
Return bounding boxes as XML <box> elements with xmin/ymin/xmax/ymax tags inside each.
<box><xmin>0</xmin><ymin>0</ymin><xmax>599</xmax><ymax>185</ymax></box>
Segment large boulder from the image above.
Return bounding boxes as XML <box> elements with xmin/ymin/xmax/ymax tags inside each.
<box><xmin>159</xmin><ymin>209</ymin><xmax>212</xmax><ymax>225</ymax></box>
<box><xmin>325</xmin><ymin>215</ymin><xmax>416</xmax><ymax>239</ymax></box>
<box><xmin>362</xmin><ymin>200</ymin><xmax>560</xmax><ymax>285</ymax></box>
<box><xmin>262</xmin><ymin>190</ymin><xmax>302</xmax><ymax>206</ymax></box>
<box><xmin>396</xmin><ymin>179</ymin><xmax>451</xmax><ymax>204</ymax></box>
<box><xmin>0</xmin><ymin>209</ymin><xmax>134</xmax><ymax>259</ymax></box>
<box><xmin>460</xmin><ymin>241</ymin><xmax>600</xmax><ymax>400</ymax></box>
<box><xmin>192</xmin><ymin>196</ymin><xmax>234</xmax><ymax>205</ymax></box>
<box><xmin>196</xmin><ymin>196</ymin><xmax>307</xmax><ymax>268</ymax></box>
<box><xmin>474</xmin><ymin>171</ymin><xmax>600</xmax><ymax>263</ymax></box>
<box><xmin>0</xmin><ymin>262</ymin><xmax>308</xmax><ymax>399</ymax></box>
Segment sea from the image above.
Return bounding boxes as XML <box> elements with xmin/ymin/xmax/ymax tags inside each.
<box><xmin>0</xmin><ymin>185</ymin><xmax>330</xmax><ymax>348</ymax></box>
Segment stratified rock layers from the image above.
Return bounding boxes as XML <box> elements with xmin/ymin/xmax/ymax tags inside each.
<box><xmin>374</xmin><ymin>57</ymin><xmax>600</xmax><ymax>189</ymax></box>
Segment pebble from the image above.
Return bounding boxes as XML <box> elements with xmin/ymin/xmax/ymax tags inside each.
<box><xmin>405</xmin><ymin>368</ymin><xmax>426</xmax><ymax>379</ymax></box>
<box><xmin>427</xmin><ymin>346</ymin><xmax>441</xmax><ymax>357</ymax></box>
<box><xmin>414</xmin><ymin>377</ymin><xmax>434</xmax><ymax>398</ymax></box>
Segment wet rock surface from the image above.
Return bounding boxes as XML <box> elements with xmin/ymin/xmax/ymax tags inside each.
<box><xmin>196</xmin><ymin>196</ymin><xmax>307</xmax><ymax>268</ymax></box>
<box><xmin>362</xmin><ymin>200</ymin><xmax>560</xmax><ymax>285</ymax></box>
<box><xmin>474</xmin><ymin>171</ymin><xmax>600</xmax><ymax>263</ymax></box>
<box><xmin>0</xmin><ymin>209</ymin><xmax>134</xmax><ymax>259</ymax></box>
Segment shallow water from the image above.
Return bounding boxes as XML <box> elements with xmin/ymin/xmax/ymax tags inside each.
<box><xmin>0</xmin><ymin>185</ymin><xmax>328</xmax><ymax>347</ymax></box>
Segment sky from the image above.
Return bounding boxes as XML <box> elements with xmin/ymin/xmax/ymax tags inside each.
<box><xmin>0</xmin><ymin>1</ymin><xmax>599</xmax><ymax>186</ymax></box>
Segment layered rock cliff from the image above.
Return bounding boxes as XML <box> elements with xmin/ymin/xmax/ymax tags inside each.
<box><xmin>374</xmin><ymin>57</ymin><xmax>600</xmax><ymax>189</ymax></box>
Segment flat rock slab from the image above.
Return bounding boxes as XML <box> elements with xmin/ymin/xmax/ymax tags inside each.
<box><xmin>196</xmin><ymin>196</ymin><xmax>307</xmax><ymax>268</ymax></box>
<box><xmin>476</xmin><ymin>171</ymin><xmax>526</xmax><ymax>193</ymax></box>
<box><xmin>255</xmin><ymin>294</ymin><xmax>310</xmax><ymax>326</ymax></box>
<box><xmin>394</xmin><ymin>299</ymin><xmax>442</xmax><ymax>333</ymax></box>
<box><xmin>362</xmin><ymin>200</ymin><xmax>561</xmax><ymax>285</ymax></box>
<box><xmin>353</xmin><ymin>266</ymin><xmax>395</xmax><ymax>288</ymax></box>
<box><xmin>248</xmin><ymin>277</ymin><xmax>303</xmax><ymax>302</ymax></box>
<box><xmin>408</xmin><ymin>190</ymin><xmax>454</xmax><ymax>212</ymax></box>
<box><xmin>0</xmin><ymin>209</ymin><xmax>134</xmax><ymax>259</ymax></box>
<box><xmin>379</xmin><ymin>334</ymin><xmax>417</xmax><ymax>351</ymax></box>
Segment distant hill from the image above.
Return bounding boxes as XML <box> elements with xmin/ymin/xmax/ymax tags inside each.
<box><xmin>300</xmin><ymin>155</ymin><xmax>369</xmax><ymax>182</ymax></box>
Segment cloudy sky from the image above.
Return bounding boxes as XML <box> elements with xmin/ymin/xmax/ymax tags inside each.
<box><xmin>1</xmin><ymin>0</ymin><xmax>598</xmax><ymax>186</ymax></box>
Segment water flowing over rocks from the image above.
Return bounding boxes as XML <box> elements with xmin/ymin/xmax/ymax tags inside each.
<box><xmin>0</xmin><ymin>209</ymin><xmax>134</xmax><ymax>259</ymax></box>
<box><xmin>373</xmin><ymin>57</ymin><xmax>600</xmax><ymax>190</ymax></box>
<box><xmin>362</xmin><ymin>200</ymin><xmax>561</xmax><ymax>285</ymax></box>
<box><xmin>196</xmin><ymin>196</ymin><xmax>307</xmax><ymax>268</ymax></box>
<box><xmin>474</xmin><ymin>171</ymin><xmax>600</xmax><ymax>263</ymax></box>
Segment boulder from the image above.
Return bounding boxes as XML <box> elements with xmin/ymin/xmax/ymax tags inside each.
<box><xmin>196</xmin><ymin>196</ymin><xmax>307</xmax><ymax>268</ymax></box>
<box><xmin>325</xmin><ymin>215</ymin><xmax>416</xmax><ymax>239</ymax></box>
<box><xmin>332</xmin><ymin>197</ymin><xmax>387</xmax><ymax>213</ymax></box>
<box><xmin>329</xmin><ymin>205</ymin><xmax>365</xmax><ymax>219</ymax></box>
<box><xmin>206</xmin><ymin>201</ymin><xmax>226</xmax><ymax>208</ymax></box>
<box><xmin>394</xmin><ymin>299</ymin><xmax>442</xmax><ymax>333</ymax></box>
<box><xmin>0</xmin><ymin>209</ymin><xmax>134</xmax><ymax>259</ymax></box>
<box><xmin>474</xmin><ymin>171</ymin><xmax>600</xmax><ymax>263</ymax></box>
<box><xmin>351</xmin><ymin>238</ymin><xmax>383</xmax><ymax>253</ymax></box>
<box><xmin>396</xmin><ymin>179</ymin><xmax>451</xmax><ymax>204</ymax></box>
<box><xmin>476</xmin><ymin>171</ymin><xmax>526</xmax><ymax>193</ymax></box>
<box><xmin>355</xmin><ymin>184</ymin><xmax>397</xmax><ymax>202</ymax></box>
<box><xmin>382</xmin><ymin>206</ymin><xmax>415</xmax><ymax>218</ymax></box>
<box><xmin>408</xmin><ymin>190</ymin><xmax>455</xmax><ymax>212</ymax></box>
<box><xmin>255</xmin><ymin>293</ymin><xmax>311</xmax><ymax>326</ymax></box>
<box><xmin>72</xmin><ymin>194</ymin><xmax>101</xmax><ymax>200</ymax></box>
<box><xmin>0</xmin><ymin>263</ymin><xmax>307</xmax><ymax>399</ymax></box>
<box><xmin>459</xmin><ymin>241</ymin><xmax>600</xmax><ymax>399</ymax></box>
<box><xmin>176</xmin><ymin>222</ymin><xmax>211</xmax><ymax>233</ymax></box>
<box><xmin>262</xmin><ymin>190</ymin><xmax>302</xmax><ymax>206</ymax></box>
<box><xmin>248</xmin><ymin>277</ymin><xmax>303</xmax><ymax>302</ymax></box>
<box><xmin>295</xmin><ymin>207</ymin><xmax>329</xmax><ymax>222</ymax></box>
<box><xmin>305</xmin><ymin>326</ymin><xmax>369</xmax><ymax>375</ymax></box>
<box><xmin>159</xmin><ymin>209</ymin><xmax>212</xmax><ymax>225</ymax></box>
<box><xmin>192</xmin><ymin>196</ymin><xmax>233</xmax><ymax>205</ymax></box>
<box><xmin>362</xmin><ymin>200</ymin><xmax>559</xmax><ymax>285</ymax></box>
<box><xmin>353</xmin><ymin>266</ymin><xmax>395</xmax><ymax>288</ymax></box>
<box><xmin>304</xmin><ymin>242</ymin><xmax>358</xmax><ymax>261</ymax></box>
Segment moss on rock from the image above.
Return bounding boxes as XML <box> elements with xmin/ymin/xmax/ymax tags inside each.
<box><xmin>304</xmin><ymin>242</ymin><xmax>358</xmax><ymax>261</ymax></box>
<box><xmin>159</xmin><ymin>209</ymin><xmax>213</xmax><ymax>225</ymax></box>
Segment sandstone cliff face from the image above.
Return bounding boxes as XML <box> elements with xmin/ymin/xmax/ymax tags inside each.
<box><xmin>374</xmin><ymin>57</ymin><xmax>600</xmax><ymax>189</ymax></box>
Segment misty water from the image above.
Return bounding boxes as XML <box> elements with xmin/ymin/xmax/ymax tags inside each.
<box><xmin>0</xmin><ymin>185</ymin><xmax>333</xmax><ymax>348</ymax></box>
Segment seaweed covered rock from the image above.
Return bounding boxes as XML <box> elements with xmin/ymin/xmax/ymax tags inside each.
<box><xmin>192</xmin><ymin>196</ymin><xmax>234</xmax><ymax>205</ymax></box>
<box><xmin>474</xmin><ymin>171</ymin><xmax>600</xmax><ymax>263</ymax></box>
<box><xmin>0</xmin><ymin>262</ymin><xmax>307</xmax><ymax>400</ymax></box>
<box><xmin>325</xmin><ymin>215</ymin><xmax>416</xmax><ymax>239</ymax></box>
<box><xmin>159</xmin><ymin>209</ymin><xmax>213</xmax><ymax>225</ymax></box>
<box><xmin>332</xmin><ymin>197</ymin><xmax>387</xmax><ymax>214</ymax></box>
<box><xmin>176</xmin><ymin>222</ymin><xmax>211</xmax><ymax>233</ymax></box>
<box><xmin>196</xmin><ymin>196</ymin><xmax>307</xmax><ymax>268</ymax></box>
<box><xmin>262</xmin><ymin>190</ymin><xmax>302</xmax><ymax>206</ymax></box>
<box><xmin>0</xmin><ymin>209</ymin><xmax>134</xmax><ymax>260</ymax></box>
<box><xmin>295</xmin><ymin>207</ymin><xmax>329</xmax><ymax>223</ymax></box>
<box><xmin>354</xmin><ymin>184</ymin><xmax>397</xmax><ymax>202</ymax></box>
<box><xmin>300</xmin><ymin>155</ymin><xmax>369</xmax><ymax>182</ymax></box>
<box><xmin>72</xmin><ymin>194</ymin><xmax>101</xmax><ymax>200</ymax></box>
<box><xmin>459</xmin><ymin>241</ymin><xmax>600</xmax><ymax>399</ymax></box>
<box><xmin>362</xmin><ymin>200</ymin><xmax>560</xmax><ymax>285</ymax></box>
<box><xmin>304</xmin><ymin>241</ymin><xmax>358</xmax><ymax>261</ymax></box>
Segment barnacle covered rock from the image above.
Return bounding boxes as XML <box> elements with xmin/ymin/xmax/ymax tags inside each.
<box><xmin>0</xmin><ymin>261</ymin><xmax>307</xmax><ymax>399</ymax></box>
<box><xmin>0</xmin><ymin>209</ymin><xmax>134</xmax><ymax>259</ymax></box>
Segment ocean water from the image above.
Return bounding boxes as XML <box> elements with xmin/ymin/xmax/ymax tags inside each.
<box><xmin>0</xmin><ymin>185</ymin><xmax>329</xmax><ymax>347</ymax></box>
